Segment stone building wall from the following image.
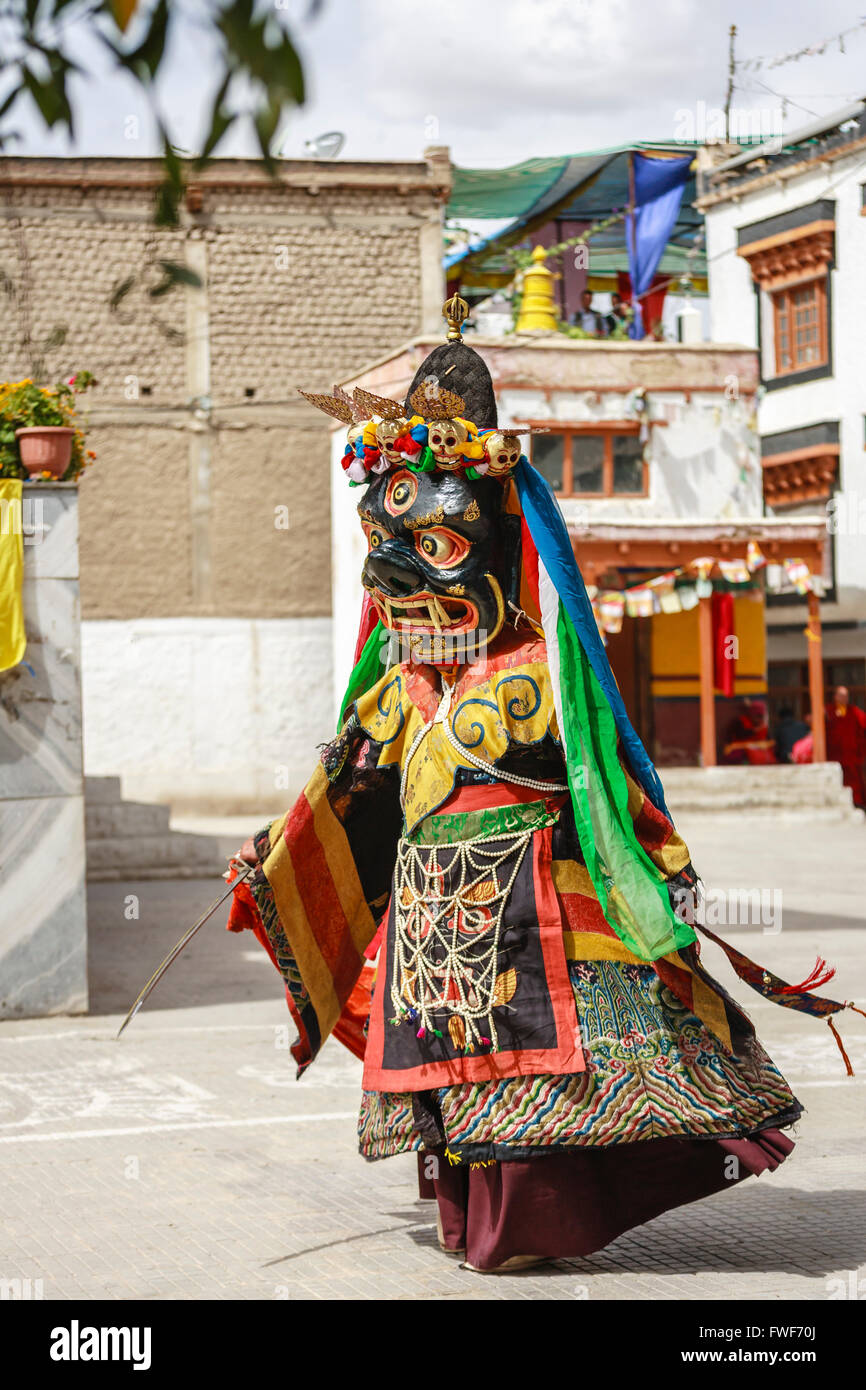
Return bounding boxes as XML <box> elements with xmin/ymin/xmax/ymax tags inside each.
<box><xmin>0</xmin><ymin>154</ymin><xmax>449</xmax><ymax>808</ymax></box>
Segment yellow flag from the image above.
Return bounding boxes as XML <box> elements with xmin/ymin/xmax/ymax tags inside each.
<box><xmin>0</xmin><ymin>478</ymin><xmax>26</xmax><ymax>672</ymax></box>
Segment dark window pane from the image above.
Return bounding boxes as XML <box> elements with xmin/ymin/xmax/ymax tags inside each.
<box><xmin>532</xmin><ymin>433</ymin><xmax>564</xmax><ymax>491</ymax></box>
<box><xmin>826</xmin><ymin>660</ymin><xmax>866</xmax><ymax>690</ymax></box>
<box><xmin>612</xmin><ymin>434</ymin><xmax>644</xmax><ymax>493</ymax></box>
<box><xmin>770</xmin><ymin>664</ymin><xmax>802</xmax><ymax>688</ymax></box>
<box><xmin>571</xmin><ymin>435</ymin><xmax>605</xmax><ymax>493</ymax></box>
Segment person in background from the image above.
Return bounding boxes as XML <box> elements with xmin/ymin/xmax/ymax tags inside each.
<box><xmin>722</xmin><ymin>698</ymin><xmax>777</xmax><ymax>765</ymax></box>
<box><xmin>605</xmin><ymin>291</ymin><xmax>630</xmax><ymax>335</ymax></box>
<box><xmin>825</xmin><ymin>685</ymin><xmax>866</xmax><ymax>808</ymax></box>
<box><xmin>792</xmin><ymin>712</ymin><xmax>813</xmax><ymax>765</ymax></box>
<box><xmin>573</xmin><ymin>288</ymin><xmax>606</xmax><ymax>337</ymax></box>
<box><xmin>774</xmin><ymin>703</ymin><xmax>809</xmax><ymax>764</ymax></box>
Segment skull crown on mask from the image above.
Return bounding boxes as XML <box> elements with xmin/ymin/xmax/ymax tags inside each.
<box><xmin>427</xmin><ymin>418</ymin><xmax>469</xmax><ymax>469</ymax></box>
<box><xmin>482</xmin><ymin>431</ymin><xmax>522</xmax><ymax>478</ymax></box>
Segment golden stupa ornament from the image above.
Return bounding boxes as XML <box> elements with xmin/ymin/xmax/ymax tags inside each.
<box><xmin>515</xmin><ymin>246</ymin><xmax>558</xmax><ymax>334</ymax></box>
<box><xmin>443</xmin><ymin>293</ymin><xmax>469</xmax><ymax>341</ymax></box>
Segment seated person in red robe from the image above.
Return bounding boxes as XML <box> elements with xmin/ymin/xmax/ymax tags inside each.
<box><xmin>722</xmin><ymin>698</ymin><xmax>777</xmax><ymax>766</ymax></box>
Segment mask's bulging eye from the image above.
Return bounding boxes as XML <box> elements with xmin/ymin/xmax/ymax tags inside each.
<box><xmin>415</xmin><ymin>526</ymin><xmax>471</xmax><ymax>568</ymax></box>
<box><xmin>385</xmin><ymin>470</ymin><xmax>418</xmax><ymax>516</ymax></box>
<box><xmin>362</xmin><ymin>523</ymin><xmax>386</xmax><ymax>550</ymax></box>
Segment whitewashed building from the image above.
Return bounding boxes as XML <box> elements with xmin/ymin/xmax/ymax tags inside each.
<box><xmin>698</xmin><ymin>99</ymin><xmax>866</xmax><ymax>716</ymax></box>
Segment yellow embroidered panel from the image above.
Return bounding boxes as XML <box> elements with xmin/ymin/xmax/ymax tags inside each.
<box><xmin>354</xmin><ymin>661</ymin><xmax>559</xmax><ymax>833</ymax></box>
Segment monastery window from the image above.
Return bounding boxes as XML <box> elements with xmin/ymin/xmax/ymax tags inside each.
<box><xmin>737</xmin><ymin>214</ymin><xmax>834</xmax><ymax>385</ymax></box>
<box><xmin>529</xmin><ymin>424</ymin><xmax>647</xmax><ymax>499</ymax></box>
<box><xmin>771</xmin><ymin>279</ymin><xmax>827</xmax><ymax>376</ymax></box>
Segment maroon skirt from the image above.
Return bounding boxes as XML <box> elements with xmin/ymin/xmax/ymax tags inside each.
<box><xmin>419</xmin><ymin>1130</ymin><xmax>794</xmax><ymax>1270</ymax></box>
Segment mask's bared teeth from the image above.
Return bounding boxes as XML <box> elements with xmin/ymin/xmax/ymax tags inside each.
<box><xmin>428</xmin><ymin>597</ymin><xmax>441</xmax><ymax>632</ymax></box>
<box><xmin>434</xmin><ymin>596</ymin><xmax>450</xmax><ymax>628</ymax></box>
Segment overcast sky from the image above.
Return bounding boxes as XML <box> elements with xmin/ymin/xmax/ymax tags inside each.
<box><xmin>8</xmin><ymin>0</ymin><xmax>866</xmax><ymax>176</ymax></box>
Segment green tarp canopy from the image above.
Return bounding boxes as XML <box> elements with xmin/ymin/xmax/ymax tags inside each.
<box><xmin>446</xmin><ymin>143</ymin><xmax>706</xmax><ymax>293</ymax></box>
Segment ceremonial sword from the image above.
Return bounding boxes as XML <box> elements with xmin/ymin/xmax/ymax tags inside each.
<box><xmin>115</xmin><ymin>862</ymin><xmax>255</xmax><ymax>1039</ymax></box>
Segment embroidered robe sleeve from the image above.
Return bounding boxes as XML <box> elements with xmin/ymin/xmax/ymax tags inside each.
<box><xmin>228</xmin><ymin>711</ymin><xmax>402</xmax><ymax>1074</ymax></box>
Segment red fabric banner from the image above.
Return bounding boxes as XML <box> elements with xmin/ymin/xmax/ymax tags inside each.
<box><xmin>712</xmin><ymin>591</ymin><xmax>736</xmax><ymax>697</ymax></box>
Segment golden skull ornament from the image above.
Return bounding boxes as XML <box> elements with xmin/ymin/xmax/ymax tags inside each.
<box><xmin>427</xmin><ymin>417</ymin><xmax>469</xmax><ymax>469</ymax></box>
<box><xmin>482</xmin><ymin>431</ymin><xmax>522</xmax><ymax>477</ymax></box>
<box><xmin>375</xmin><ymin>417</ymin><xmax>409</xmax><ymax>463</ymax></box>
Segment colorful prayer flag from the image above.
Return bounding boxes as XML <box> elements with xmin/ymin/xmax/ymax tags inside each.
<box><xmin>746</xmin><ymin>540</ymin><xmax>766</xmax><ymax>572</ymax></box>
<box><xmin>717</xmin><ymin>558</ymin><xmax>751</xmax><ymax>585</ymax></box>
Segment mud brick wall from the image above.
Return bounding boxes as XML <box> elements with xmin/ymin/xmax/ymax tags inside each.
<box><xmin>0</xmin><ymin>155</ymin><xmax>449</xmax><ymax>619</ymax></box>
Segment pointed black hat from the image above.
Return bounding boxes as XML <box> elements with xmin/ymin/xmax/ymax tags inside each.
<box><xmin>402</xmin><ymin>294</ymin><xmax>497</xmax><ymax>430</ymax></box>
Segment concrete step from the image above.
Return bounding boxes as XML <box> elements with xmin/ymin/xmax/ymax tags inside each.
<box><xmin>85</xmin><ymin>833</ymin><xmax>228</xmax><ymax>881</ymax></box>
<box><xmin>84</xmin><ymin>775</ymin><xmax>122</xmax><ymax>803</ymax></box>
<box><xmin>84</xmin><ymin>776</ymin><xmax>232</xmax><ymax>881</ymax></box>
<box><xmin>85</xmin><ymin>801</ymin><xmax>171</xmax><ymax>839</ymax></box>
<box><xmin>660</xmin><ymin>763</ymin><xmax>863</xmax><ymax>819</ymax></box>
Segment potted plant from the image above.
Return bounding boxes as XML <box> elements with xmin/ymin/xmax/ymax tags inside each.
<box><xmin>0</xmin><ymin>373</ymin><xmax>97</xmax><ymax>482</ymax></box>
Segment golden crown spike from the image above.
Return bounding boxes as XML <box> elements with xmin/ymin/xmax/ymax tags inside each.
<box><xmin>443</xmin><ymin>294</ymin><xmax>469</xmax><ymax>341</ymax></box>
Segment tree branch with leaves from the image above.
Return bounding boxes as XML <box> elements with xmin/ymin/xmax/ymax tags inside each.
<box><xmin>0</xmin><ymin>0</ymin><xmax>310</xmax><ymax>374</ymax></box>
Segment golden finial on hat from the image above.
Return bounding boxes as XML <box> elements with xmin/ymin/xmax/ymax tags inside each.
<box><xmin>443</xmin><ymin>294</ymin><xmax>469</xmax><ymax>341</ymax></box>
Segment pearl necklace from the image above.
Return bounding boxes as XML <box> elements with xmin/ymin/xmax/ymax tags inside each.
<box><xmin>399</xmin><ymin>675</ymin><xmax>567</xmax><ymax>811</ymax></box>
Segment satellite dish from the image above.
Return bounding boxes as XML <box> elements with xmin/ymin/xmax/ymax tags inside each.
<box><xmin>304</xmin><ymin>131</ymin><xmax>345</xmax><ymax>159</ymax></box>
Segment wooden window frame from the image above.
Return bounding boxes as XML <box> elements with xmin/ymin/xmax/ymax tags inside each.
<box><xmin>526</xmin><ymin>421</ymin><xmax>648</xmax><ymax>499</ymax></box>
<box><xmin>771</xmin><ymin>276</ymin><xmax>828</xmax><ymax>377</ymax></box>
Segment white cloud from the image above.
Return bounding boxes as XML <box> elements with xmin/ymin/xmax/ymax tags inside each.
<box><xmin>6</xmin><ymin>0</ymin><xmax>865</xmax><ymax>166</ymax></box>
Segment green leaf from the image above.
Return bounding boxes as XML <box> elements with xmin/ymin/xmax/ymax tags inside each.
<box><xmin>153</xmin><ymin>130</ymin><xmax>185</xmax><ymax>227</ymax></box>
<box><xmin>147</xmin><ymin>274</ymin><xmax>173</xmax><ymax>300</ymax></box>
<box><xmin>196</xmin><ymin>73</ymin><xmax>232</xmax><ymax>166</ymax></box>
<box><xmin>147</xmin><ymin>261</ymin><xmax>200</xmax><ymax>299</ymax></box>
<box><xmin>156</xmin><ymin>259</ymin><xmax>202</xmax><ymax>289</ymax></box>
<box><xmin>254</xmin><ymin>98</ymin><xmax>281</xmax><ymax>173</ymax></box>
<box><xmin>0</xmin><ymin>85</ymin><xmax>20</xmax><ymax>122</ymax></box>
<box><xmin>153</xmin><ymin>180</ymin><xmax>180</xmax><ymax>228</ymax></box>
<box><xmin>21</xmin><ymin>65</ymin><xmax>66</xmax><ymax>130</ymax></box>
<box><xmin>110</xmin><ymin>275</ymin><xmax>137</xmax><ymax>310</ymax></box>
<box><xmin>42</xmin><ymin>324</ymin><xmax>68</xmax><ymax>350</ymax></box>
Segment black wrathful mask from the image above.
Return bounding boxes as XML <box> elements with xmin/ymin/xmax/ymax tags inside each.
<box><xmin>359</xmin><ymin>467</ymin><xmax>518</xmax><ymax>666</ymax></box>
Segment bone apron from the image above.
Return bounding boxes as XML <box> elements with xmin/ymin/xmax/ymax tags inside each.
<box><xmin>228</xmin><ymin>298</ymin><xmax>862</xmax><ymax>1271</ymax></box>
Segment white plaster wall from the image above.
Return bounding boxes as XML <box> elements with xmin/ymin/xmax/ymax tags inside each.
<box><xmin>705</xmin><ymin>150</ymin><xmax>866</xmax><ymax>610</ymax></box>
<box><xmin>767</xmin><ymin>623</ymin><xmax>866</xmax><ymax>665</ymax></box>
<box><xmin>499</xmin><ymin>388</ymin><xmax>762</xmax><ymax>521</ymax></box>
<box><xmin>704</xmin><ymin>202</ymin><xmax>759</xmax><ymax>347</ymax></box>
<box><xmin>81</xmin><ymin>616</ymin><xmax>333</xmax><ymax>811</ymax></box>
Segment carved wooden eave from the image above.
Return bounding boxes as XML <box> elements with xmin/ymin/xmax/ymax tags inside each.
<box><xmin>762</xmin><ymin>444</ymin><xmax>840</xmax><ymax>506</ymax></box>
<box><xmin>561</xmin><ymin>515</ymin><xmax>826</xmax><ymax>584</ymax></box>
<box><xmin>737</xmin><ymin>220</ymin><xmax>835</xmax><ymax>291</ymax></box>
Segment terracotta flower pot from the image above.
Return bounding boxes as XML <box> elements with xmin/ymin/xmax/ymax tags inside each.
<box><xmin>15</xmin><ymin>426</ymin><xmax>75</xmax><ymax>479</ymax></box>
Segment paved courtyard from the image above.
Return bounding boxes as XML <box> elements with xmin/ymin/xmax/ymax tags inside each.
<box><xmin>1</xmin><ymin>812</ymin><xmax>864</xmax><ymax>1301</ymax></box>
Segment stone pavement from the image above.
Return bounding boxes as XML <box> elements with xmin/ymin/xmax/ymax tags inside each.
<box><xmin>0</xmin><ymin>814</ymin><xmax>865</xmax><ymax>1301</ymax></box>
